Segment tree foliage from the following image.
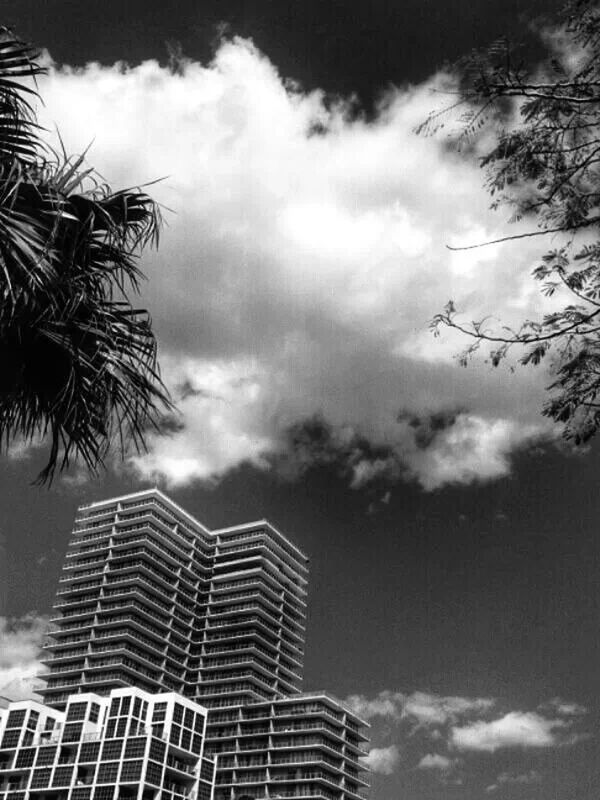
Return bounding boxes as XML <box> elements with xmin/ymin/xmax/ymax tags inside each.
<box><xmin>420</xmin><ymin>0</ymin><xmax>600</xmax><ymax>444</ymax></box>
<box><xmin>0</xmin><ymin>29</ymin><xmax>172</xmax><ymax>482</ymax></box>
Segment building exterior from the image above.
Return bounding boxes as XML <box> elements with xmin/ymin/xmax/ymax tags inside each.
<box><xmin>36</xmin><ymin>489</ymin><xmax>370</xmax><ymax>800</ymax></box>
<box><xmin>0</xmin><ymin>688</ymin><xmax>215</xmax><ymax>800</ymax></box>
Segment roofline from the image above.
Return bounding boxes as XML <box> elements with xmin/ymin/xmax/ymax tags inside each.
<box><xmin>79</xmin><ymin>488</ymin><xmax>212</xmax><ymax>535</ymax></box>
<box><xmin>214</xmin><ymin>519</ymin><xmax>308</xmax><ymax>562</ymax></box>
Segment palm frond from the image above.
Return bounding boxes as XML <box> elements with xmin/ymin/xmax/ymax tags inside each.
<box><xmin>0</xmin><ymin>29</ymin><xmax>173</xmax><ymax>483</ymax></box>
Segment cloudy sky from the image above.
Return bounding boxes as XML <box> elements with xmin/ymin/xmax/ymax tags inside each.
<box><xmin>1</xmin><ymin>1</ymin><xmax>599</xmax><ymax>798</ymax></box>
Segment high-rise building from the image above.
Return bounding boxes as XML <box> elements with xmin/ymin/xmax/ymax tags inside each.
<box><xmin>0</xmin><ymin>687</ymin><xmax>215</xmax><ymax>800</ymax></box>
<box><xmin>38</xmin><ymin>489</ymin><xmax>370</xmax><ymax>800</ymax></box>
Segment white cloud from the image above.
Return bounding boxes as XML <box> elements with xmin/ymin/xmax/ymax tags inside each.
<box><xmin>450</xmin><ymin>711</ymin><xmax>570</xmax><ymax>752</ymax></box>
<box><xmin>486</xmin><ymin>769</ymin><xmax>542</xmax><ymax>792</ymax></box>
<box><xmin>33</xmin><ymin>38</ymin><xmax>558</xmax><ymax>490</ymax></box>
<box><xmin>417</xmin><ymin>753</ymin><xmax>456</xmax><ymax>771</ymax></box>
<box><xmin>346</xmin><ymin>690</ymin><xmax>494</xmax><ymax>726</ymax></box>
<box><xmin>361</xmin><ymin>745</ymin><xmax>400</xmax><ymax>775</ymax></box>
<box><xmin>0</xmin><ymin>615</ymin><xmax>48</xmax><ymax>701</ymax></box>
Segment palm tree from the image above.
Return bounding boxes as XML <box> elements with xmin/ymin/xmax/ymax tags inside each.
<box><xmin>0</xmin><ymin>29</ymin><xmax>172</xmax><ymax>482</ymax></box>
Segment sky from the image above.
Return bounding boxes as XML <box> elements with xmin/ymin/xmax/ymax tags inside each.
<box><xmin>1</xmin><ymin>1</ymin><xmax>599</xmax><ymax>799</ymax></box>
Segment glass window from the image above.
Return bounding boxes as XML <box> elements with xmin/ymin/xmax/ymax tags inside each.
<box><xmin>183</xmin><ymin>709</ymin><xmax>193</xmax><ymax>729</ymax></box>
<box><xmin>30</xmin><ymin>769</ymin><xmax>52</xmax><ymax>788</ymax></box>
<box><xmin>15</xmin><ymin>749</ymin><xmax>36</xmax><ymax>768</ymax></box>
<box><xmin>62</xmin><ymin>723</ymin><xmax>83</xmax><ymax>743</ymax></box>
<box><xmin>71</xmin><ymin>788</ymin><xmax>92</xmax><ymax>800</ymax></box>
<box><xmin>78</xmin><ymin>743</ymin><xmax>100</xmax><ymax>763</ymax></box>
<box><xmin>96</xmin><ymin>762</ymin><xmax>119</xmax><ymax>783</ymax></box>
<box><xmin>6</xmin><ymin>710</ymin><xmax>26</xmax><ymax>728</ymax></box>
<box><xmin>67</xmin><ymin>703</ymin><xmax>87</xmax><ymax>722</ymax></box>
<box><xmin>149</xmin><ymin>739</ymin><xmax>166</xmax><ymax>762</ymax></box>
<box><xmin>27</xmin><ymin>711</ymin><xmax>39</xmax><ymax>730</ymax></box>
<box><xmin>116</xmin><ymin>718</ymin><xmax>127</xmax><ymax>737</ymax></box>
<box><xmin>36</xmin><ymin>746</ymin><xmax>57</xmax><ymax>766</ymax></box>
<box><xmin>93</xmin><ymin>787</ymin><xmax>115</xmax><ymax>800</ymax></box>
<box><xmin>144</xmin><ymin>761</ymin><xmax>162</xmax><ymax>786</ymax></box>
<box><xmin>173</xmin><ymin>704</ymin><xmax>183</xmax><ymax>724</ymax></box>
<box><xmin>89</xmin><ymin>703</ymin><xmax>100</xmax><ymax>723</ymax></box>
<box><xmin>52</xmin><ymin>765</ymin><xmax>74</xmax><ymax>786</ymax></box>
<box><xmin>133</xmin><ymin>698</ymin><xmax>141</xmax><ymax>717</ymax></box>
<box><xmin>119</xmin><ymin>760</ymin><xmax>142</xmax><ymax>782</ymax></box>
<box><xmin>101</xmin><ymin>741</ymin><xmax>122</xmax><ymax>761</ymax></box>
<box><xmin>124</xmin><ymin>738</ymin><xmax>145</xmax><ymax>759</ymax></box>
<box><xmin>1</xmin><ymin>730</ymin><xmax>21</xmax><ymax>749</ymax></box>
<box><xmin>120</xmin><ymin>696</ymin><xmax>131</xmax><ymax>715</ymax></box>
<box><xmin>44</xmin><ymin>717</ymin><xmax>56</xmax><ymax>732</ymax></box>
<box><xmin>152</xmin><ymin>703</ymin><xmax>167</xmax><ymax>722</ymax></box>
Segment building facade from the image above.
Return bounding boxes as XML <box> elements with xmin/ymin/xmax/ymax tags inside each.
<box><xmin>37</xmin><ymin>489</ymin><xmax>370</xmax><ymax>800</ymax></box>
<box><xmin>0</xmin><ymin>688</ymin><xmax>215</xmax><ymax>800</ymax></box>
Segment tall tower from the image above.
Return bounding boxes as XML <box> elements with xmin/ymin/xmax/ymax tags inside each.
<box><xmin>40</xmin><ymin>489</ymin><xmax>370</xmax><ymax>800</ymax></box>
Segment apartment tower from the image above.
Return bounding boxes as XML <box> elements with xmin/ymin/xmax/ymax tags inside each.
<box><xmin>38</xmin><ymin>489</ymin><xmax>370</xmax><ymax>800</ymax></box>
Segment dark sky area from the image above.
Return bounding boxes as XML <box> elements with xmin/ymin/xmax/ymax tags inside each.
<box><xmin>0</xmin><ymin>2</ymin><xmax>598</xmax><ymax>799</ymax></box>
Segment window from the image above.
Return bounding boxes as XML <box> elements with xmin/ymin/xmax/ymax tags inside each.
<box><xmin>78</xmin><ymin>743</ymin><xmax>100</xmax><ymax>763</ymax></box>
<box><xmin>6</xmin><ymin>710</ymin><xmax>26</xmax><ymax>728</ymax></box>
<box><xmin>62</xmin><ymin>723</ymin><xmax>84</xmax><ymax>743</ymax></box>
<box><xmin>101</xmin><ymin>741</ymin><xmax>123</xmax><ymax>761</ymax></box>
<box><xmin>192</xmin><ymin>735</ymin><xmax>202</xmax><ymax>756</ymax></box>
<box><xmin>149</xmin><ymin>739</ymin><xmax>166</xmax><ymax>762</ymax></box>
<box><xmin>197</xmin><ymin>784</ymin><xmax>212</xmax><ymax>800</ymax></box>
<box><xmin>52</xmin><ymin>765</ymin><xmax>74</xmax><ymax>786</ymax></box>
<box><xmin>27</xmin><ymin>711</ymin><xmax>39</xmax><ymax>729</ymax></box>
<box><xmin>152</xmin><ymin>704</ymin><xmax>166</xmax><ymax>723</ymax></box>
<box><xmin>36</xmin><ymin>746</ymin><xmax>57</xmax><ymax>766</ymax></box>
<box><xmin>15</xmin><ymin>749</ymin><xmax>35</xmax><ymax>768</ymax></box>
<box><xmin>133</xmin><ymin>698</ymin><xmax>141</xmax><ymax>717</ymax></box>
<box><xmin>72</xmin><ymin>788</ymin><xmax>92</xmax><ymax>800</ymax></box>
<box><xmin>109</xmin><ymin>698</ymin><xmax>119</xmax><ymax>717</ymax></box>
<box><xmin>194</xmin><ymin>716</ymin><xmax>204</xmax><ymax>733</ymax></box>
<box><xmin>145</xmin><ymin>760</ymin><xmax>163</xmax><ymax>786</ymax></box>
<box><xmin>30</xmin><ymin>769</ymin><xmax>52</xmax><ymax>788</ymax></box>
<box><xmin>152</xmin><ymin>724</ymin><xmax>164</xmax><ymax>739</ymax></box>
<box><xmin>93</xmin><ymin>787</ymin><xmax>115</xmax><ymax>800</ymax></box>
<box><xmin>183</xmin><ymin>709</ymin><xmax>193</xmax><ymax>729</ymax></box>
<box><xmin>116</xmin><ymin>719</ymin><xmax>127</xmax><ymax>738</ymax></box>
<box><xmin>169</xmin><ymin>726</ymin><xmax>181</xmax><ymax>746</ymax></box>
<box><xmin>1</xmin><ymin>730</ymin><xmax>21</xmax><ymax>749</ymax></box>
<box><xmin>89</xmin><ymin>704</ymin><xmax>100</xmax><ymax>723</ymax></box>
<box><xmin>124</xmin><ymin>738</ymin><xmax>145</xmax><ymax>759</ymax></box>
<box><xmin>200</xmin><ymin>761</ymin><xmax>214</xmax><ymax>782</ymax></box>
<box><xmin>96</xmin><ymin>762</ymin><xmax>119</xmax><ymax>783</ymax></box>
<box><xmin>173</xmin><ymin>704</ymin><xmax>183</xmax><ymax>724</ymax></box>
<box><xmin>44</xmin><ymin>717</ymin><xmax>56</xmax><ymax>732</ymax></box>
<box><xmin>180</xmin><ymin>730</ymin><xmax>191</xmax><ymax>751</ymax></box>
<box><xmin>21</xmin><ymin>731</ymin><xmax>33</xmax><ymax>747</ymax></box>
<box><xmin>120</xmin><ymin>696</ymin><xmax>131</xmax><ymax>715</ymax></box>
<box><xmin>120</xmin><ymin>760</ymin><xmax>142</xmax><ymax>782</ymax></box>
<box><xmin>67</xmin><ymin>703</ymin><xmax>88</xmax><ymax>722</ymax></box>
<box><xmin>105</xmin><ymin>719</ymin><xmax>117</xmax><ymax>739</ymax></box>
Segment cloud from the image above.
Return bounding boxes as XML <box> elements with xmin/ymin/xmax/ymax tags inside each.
<box><xmin>361</xmin><ymin>745</ymin><xmax>400</xmax><ymax>775</ymax></box>
<box><xmin>346</xmin><ymin>690</ymin><xmax>494</xmax><ymax>726</ymax></box>
<box><xmin>450</xmin><ymin>711</ymin><xmax>571</xmax><ymax>752</ymax></box>
<box><xmin>33</xmin><ymin>38</ymin><xmax>558</xmax><ymax>490</ymax></box>
<box><xmin>486</xmin><ymin>770</ymin><xmax>542</xmax><ymax>793</ymax></box>
<box><xmin>0</xmin><ymin>614</ymin><xmax>48</xmax><ymax>701</ymax></box>
<box><xmin>417</xmin><ymin>753</ymin><xmax>456</xmax><ymax>771</ymax></box>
